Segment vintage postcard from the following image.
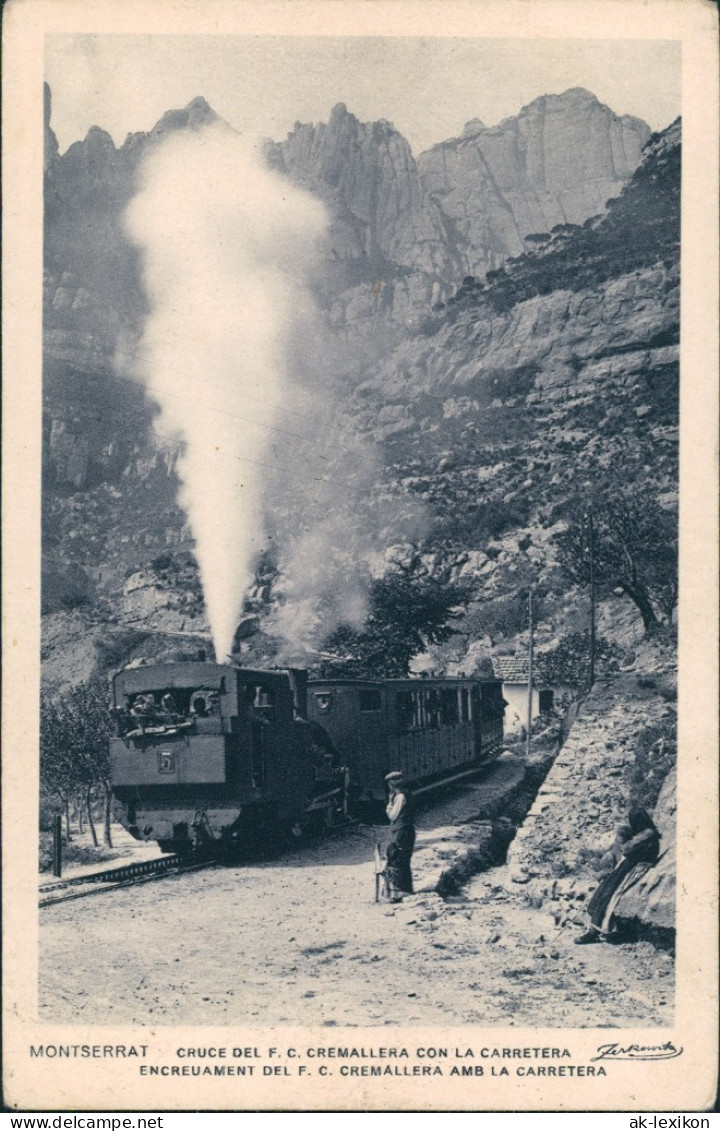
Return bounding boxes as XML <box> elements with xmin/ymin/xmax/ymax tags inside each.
<box><xmin>3</xmin><ymin>0</ymin><xmax>718</xmax><ymax>1113</ymax></box>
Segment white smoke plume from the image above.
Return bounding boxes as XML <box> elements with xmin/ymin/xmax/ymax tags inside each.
<box><xmin>263</xmin><ymin>406</ymin><xmax>428</xmax><ymax>665</ymax></box>
<box><xmin>122</xmin><ymin>122</ymin><xmax>327</xmax><ymax>661</ymax></box>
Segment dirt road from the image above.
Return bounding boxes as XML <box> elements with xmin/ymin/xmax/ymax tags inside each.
<box><xmin>39</xmin><ymin>765</ymin><xmax>673</xmax><ymax>1029</ymax></box>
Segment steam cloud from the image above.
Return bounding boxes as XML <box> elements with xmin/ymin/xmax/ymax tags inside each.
<box><xmin>263</xmin><ymin>414</ymin><xmax>427</xmax><ymax>664</ymax></box>
<box><xmin>123</xmin><ymin>122</ymin><xmax>327</xmax><ymax>661</ymax></box>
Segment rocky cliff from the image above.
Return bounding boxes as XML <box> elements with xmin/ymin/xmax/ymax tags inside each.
<box><xmin>44</xmin><ymin>88</ymin><xmax>220</xmax><ymax>374</ymax></box>
<box><xmin>418</xmin><ymin>88</ymin><xmax>650</xmax><ymax>277</ymax></box>
<box><xmin>265</xmin><ymin>91</ymin><xmax>649</xmax><ymax>331</ymax></box>
<box><xmin>42</xmin><ymin>85</ymin><xmax>653</xmax><ymax>392</ymax></box>
<box><xmin>269</xmin><ymin>102</ymin><xmax>458</xmax><ymax>286</ymax></box>
<box><xmin>43</xmin><ymin>85</ymin><xmax>653</xmax><ymax>360</ymax></box>
<box><xmin>42</xmin><ymin>87</ymin><xmax>655</xmax><ymax>370</ymax></box>
<box><xmin>41</xmin><ymin>91</ymin><xmax>678</xmax><ymax>690</ymax></box>
<box><xmin>335</xmin><ymin>122</ymin><xmax>679</xmax><ymax>675</ymax></box>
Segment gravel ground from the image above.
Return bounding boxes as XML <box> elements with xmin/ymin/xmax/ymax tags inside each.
<box><xmin>39</xmin><ymin>762</ymin><xmax>673</xmax><ymax>1028</ymax></box>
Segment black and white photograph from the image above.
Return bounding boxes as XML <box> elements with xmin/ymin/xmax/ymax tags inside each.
<box><xmin>3</xmin><ymin>0</ymin><xmax>718</xmax><ymax>1114</ymax></box>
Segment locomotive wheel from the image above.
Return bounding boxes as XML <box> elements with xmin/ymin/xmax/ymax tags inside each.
<box><xmin>222</xmin><ymin>807</ymin><xmax>281</xmax><ymax>860</ymax></box>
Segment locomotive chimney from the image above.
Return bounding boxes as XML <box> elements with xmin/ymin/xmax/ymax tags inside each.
<box><xmin>287</xmin><ymin>669</ymin><xmax>308</xmax><ymax>719</ymax></box>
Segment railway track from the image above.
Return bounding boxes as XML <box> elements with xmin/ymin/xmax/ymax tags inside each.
<box><xmin>38</xmin><ymin>820</ymin><xmax>362</xmax><ymax>909</ymax></box>
<box><xmin>39</xmin><ymin>855</ymin><xmax>216</xmax><ymax>908</ymax></box>
<box><xmin>38</xmin><ymin>768</ymin><xmax>501</xmax><ymax>910</ymax></box>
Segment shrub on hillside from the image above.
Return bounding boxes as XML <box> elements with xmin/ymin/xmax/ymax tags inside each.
<box><xmin>41</xmin><ymin>675</ymin><xmax>114</xmax><ymax>848</ymax></box>
<box><xmin>625</xmin><ymin>717</ymin><xmax>676</xmax><ymax>813</ymax></box>
<box><xmin>556</xmin><ymin>492</ymin><xmax>678</xmax><ymax>634</ymax></box>
<box><xmin>539</xmin><ymin>631</ymin><xmax>622</xmax><ymax>690</ymax></box>
<box><xmin>42</xmin><ymin>561</ymin><xmax>95</xmax><ymax>614</ymax></box>
<box><xmin>94</xmin><ymin>629</ymin><xmax>150</xmax><ymax>674</ymax></box>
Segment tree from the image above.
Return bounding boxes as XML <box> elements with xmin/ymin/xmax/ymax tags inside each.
<box><xmin>556</xmin><ymin>493</ymin><xmax>677</xmax><ymax>634</ymax></box>
<box><xmin>40</xmin><ymin>676</ymin><xmax>114</xmax><ymax>846</ymax></box>
<box><xmin>539</xmin><ymin>631</ymin><xmax>622</xmax><ymax>691</ymax></box>
<box><xmin>319</xmin><ymin>563</ymin><xmax>469</xmax><ymax>679</ymax></box>
<box><xmin>40</xmin><ymin>693</ymin><xmax>77</xmax><ymax>840</ymax></box>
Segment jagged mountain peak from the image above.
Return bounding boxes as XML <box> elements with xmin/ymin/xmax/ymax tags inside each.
<box><xmin>270</xmin><ymin>100</ymin><xmax>457</xmax><ymax>286</ymax></box>
<box><xmin>530</xmin><ymin>85</ymin><xmax>599</xmax><ymax>104</ymax></box>
<box><xmin>329</xmin><ymin>100</ymin><xmax>351</xmax><ymax>121</ymax></box>
<box><xmin>145</xmin><ymin>96</ymin><xmax>220</xmax><ymax>139</ymax></box>
<box><xmin>305</xmin><ymin>100</ymin><xmax>398</xmax><ymax>139</ymax></box>
<box><xmin>462</xmin><ymin>118</ymin><xmax>486</xmax><ymax>137</ymax></box>
<box><xmin>116</xmin><ymin>96</ymin><xmax>222</xmax><ymax>156</ymax></box>
<box><xmin>509</xmin><ymin>86</ymin><xmax>650</xmax><ymax>140</ymax></box>
<box><xmin>512</xmin><ymin>86</ymin><xmax>615</xmax><ymax>118</ymax></box>
<box><xmin>417</xmin><ymin>87</ymin><xmax>651</xmax><ymax>278</ymax></box>
<box><xmin>43</xmin><ymin>82</ymin><xmax>662</xmax><ymax>352</ymax></box>
<box><xmin>183</xmin><ymin>95</ymin><xmax>214</xmax><ymax>115</ymax></box>
<box><xmin>44</xmin><ymin>82</ymin><xmax>59</xmax><ymax>169</ymax></box>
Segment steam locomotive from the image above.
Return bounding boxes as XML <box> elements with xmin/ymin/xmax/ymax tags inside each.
<box><xmin>109</xmin><ymin>660</ymin><xmax>504</xmax><ymax>855</ymax></box>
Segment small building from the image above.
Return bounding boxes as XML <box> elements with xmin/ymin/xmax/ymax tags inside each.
<box><xmin>492</xmin><ymin>656</ymin><xmax>555</xmax><ymax>734</ymax></box>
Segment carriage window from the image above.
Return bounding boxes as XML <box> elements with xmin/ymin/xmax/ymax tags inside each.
<box><xmin>440</xmin><ymin>689</ymin><xmax>459</xmax><ymax>726</ymax></box>
<box><xmin>359</xmin><ymin>689</ymin><xmax>382</xmax><ymax>713</ymax></box>
<box><xmin>395</xmin><ymin>690</ymin><xmax>425</xmax><ymax>730</ymax></box>
<box><xmin>424</xmin><ymin>690</ymin><xmax>441</xmax><ymax>728</ymax></box>
<box><xmin>411</xmin><ymin>691</ymin><xmax>423</xmax><ymax>730</ymax></box>
<box><xmin>255</xmin><ymin>686</ymin><xmax>274</xmax><ymax>709</ymax></box>
<box><xmin>313</xmin><ymin>692</ymin><xmax>333</xmax><ymax>712</ymax></box>
<box><xmin>395</xmin><ymin>691</ymin><xmax>414</xmax><ymax>730</ymax></box>
<box><xmin>460</xmin><ymin>688</ymin><xmax>470</xmax><ymax>723</ymax></box>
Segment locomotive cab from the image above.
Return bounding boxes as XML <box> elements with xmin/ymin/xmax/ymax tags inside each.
<box><xmin>110</xmin><ymin>662</ymin><xmax>340</xmax><ymax>855</ymax></box>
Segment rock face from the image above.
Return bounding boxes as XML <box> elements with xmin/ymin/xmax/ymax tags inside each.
<box><xmin>43</xmin><ymin>86</ymin><xmax>652</xmax><ymax>360</ymax></box>
<box><xmin>614</xmin><ymin>768</ymin><xmax>675</xmax><ymax>929</ymax></box>
<box><xmin>265</xmin><ymin>91</ymin><xmax>649</xmax><ymax>322</ymax></box>
<box><xmin>269</xmin><ymin>102</ymin><xmax>458</xmax><ymax>285</ymax></box>
<box><xmin>44</xmin><ymin>83</ymin><xmax>59</xmax><ymax>170</ymax></box>
<box><xmin>342</xmin><ymin>122</ymin><xmax>679</xmax><ymax>656</ymax></box>
<box><xmin>418</xmin><ymin>88</ymin><xmax>650</xmax><ymax>277</ymax></box>
<box><xmin>44</xmin><ymin>89</ymin><xmax>221</xmax><ymax>370</ymax></box>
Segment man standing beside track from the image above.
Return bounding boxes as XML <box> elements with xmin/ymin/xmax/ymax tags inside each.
<box><xmin>384</xmin><ymin>771</ymin><xmax>416</xmax><ymax>901</ymax></box>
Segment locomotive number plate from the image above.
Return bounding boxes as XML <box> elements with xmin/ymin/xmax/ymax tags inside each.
<box><xmin>157</xmin><ymin>750</ymin><xmax>176</xmax><ymax>774</ymax></box>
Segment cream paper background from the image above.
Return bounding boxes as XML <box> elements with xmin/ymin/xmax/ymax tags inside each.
<box><xmin>2</xmin><ymin>0</ymin><xmax>718</xmax><ymax>1112</ymax></box>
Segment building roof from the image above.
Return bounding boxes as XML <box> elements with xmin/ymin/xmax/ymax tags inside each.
<box><xmin>492</xmin><ymin>655</ymin><xmax>552</xmax><ymax>687</ymax></box>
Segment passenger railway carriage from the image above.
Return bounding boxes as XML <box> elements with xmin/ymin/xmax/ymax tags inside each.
<box><xmin>109</xmin><ymin>660</ymin><xmax>504</xmax><ymax>854</ymax></box>
<box><xmin>307</xmin><ymin>676</ymin><xmax>505</xmax><ymax>803</ymax></box>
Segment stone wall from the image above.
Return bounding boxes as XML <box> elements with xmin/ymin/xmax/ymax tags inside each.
<box><xmin>506</xmin><ymin>675</ymin><xmax>676</xmax><ymax>932</ymax></box>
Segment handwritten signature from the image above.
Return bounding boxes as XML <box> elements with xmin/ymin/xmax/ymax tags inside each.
<box><xmin>591</xmin><ymin>1042</ymin><xmax>683</xmax><ymax>1063</ymax></box>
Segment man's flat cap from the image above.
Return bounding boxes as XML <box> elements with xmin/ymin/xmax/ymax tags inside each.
<box><xmin>385</xmin><ymin>771</ymin><xmax>404</xmax><ymax>781</ymax></box>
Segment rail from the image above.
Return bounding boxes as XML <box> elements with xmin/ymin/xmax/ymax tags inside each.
<box><xmin>39</xmin><ymin>855</ymin><xmax>214</xmax><ymax>908</ymax></box>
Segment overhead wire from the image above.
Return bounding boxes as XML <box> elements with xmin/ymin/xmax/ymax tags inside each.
<box><xmin>71</xmin><ymin>401</ymin><xmax>332</xmax><ymax>485</ymax></box>
<box><xmin>110</xmin><ymin>346</ymin><xmax>333</xmax><ymax>458</ymax></box>
<box><xmin>50</xmin><ymin>355</ymin><xmax>340</xmax><ymax>483</ymax></box>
